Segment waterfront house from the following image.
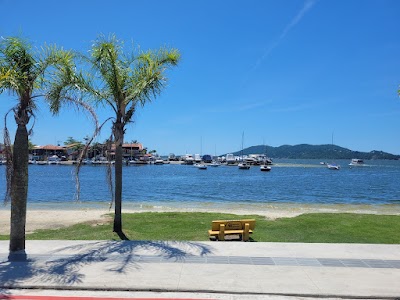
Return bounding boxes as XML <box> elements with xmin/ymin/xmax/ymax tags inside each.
<box><xmin>108</xmin><ymin>143</ymin><xmax>144</xmax><ymax>160</ymax></box>
<box><xmin>30</xmin><ymin>145</ymin><xmax>67</xmax><ymax>161</ymax></box>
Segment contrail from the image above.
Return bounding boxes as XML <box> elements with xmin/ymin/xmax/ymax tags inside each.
<box><xmin>254</xmin><ymin>0</ymin><xmax>317</xmax><ymax>69</ymax></box>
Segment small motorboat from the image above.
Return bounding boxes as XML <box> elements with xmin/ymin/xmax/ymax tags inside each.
<box><xmin>327</xmin><ymin>164</ymin><xmax>340</xmax><ymax>170</ymax></box>
<box><xmin>209</xmin><ymin>161</ymin><xmax>220</xmax><ymax>167</ymax></box>
<box><xmin>260</xmin><ymin>165</ymin><xmax>271</xmax><ymax>172</ymax></box>
<box><xmin>154</xmin><ymin>159</ymin><xmax>164</xmax><ymax>165</ymax></box>
<box><xmin>349</xmin><ymin>159</ymin><xmax>364</xmax><ymax>166</ymax></box>
<box><xmin>194</xmin><ymin>163</ymin><xmax>207</xmax><ymax>170</ymax></box>
<box><xmin>238</xmin><ymin>163</ymin><xmax>250</xmax><ymax>170</ymax></box>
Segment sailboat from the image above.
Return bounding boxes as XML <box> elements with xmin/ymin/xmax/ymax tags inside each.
<box><xmin>210</xmin><ymin>144</ymin><xmax>220</xmax><ymax>167</ymax></box>
<box><xmin>194</xmin><ymin>136</ymin><xmax>207</xmax><ymax>169</ymax></box>
<box><xmin>238</xmin><ymin>132</ymin><xmax>250</xmax><ymax>170</ymax></box>
<box><xmin>260</xmin><ymin>142</ymin><xmax>271</xmax><ymax>172</ymax></box>
<box><xmin>326</xmin><ymin>132</ymin><xmax>340</xmax><ymax>170</ymax></box>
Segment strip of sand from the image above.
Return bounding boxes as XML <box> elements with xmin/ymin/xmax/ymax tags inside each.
<box><xmin>1</xmin><ymin>204</ymin><xmax>400</xmax><ymax>235</ymax></box>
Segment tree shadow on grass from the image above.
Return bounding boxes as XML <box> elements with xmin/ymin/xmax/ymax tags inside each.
<box><xmin>0</xmin><ymin>240</ymin><xmax>213</xmax><ymax>288</ymax></box>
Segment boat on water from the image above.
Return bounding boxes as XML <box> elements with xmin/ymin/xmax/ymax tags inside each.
<box><xmin>238</xmin><ymin>162</ymin><xmax>250</xmax><ymax>170</ymax></box>
<box><xmin>129</xmin><ymin>159</ymin><xmax>148</xmax><ymax>165</ymax></box>
<box><xmin>47</xmin><ymin>155</ymin><xmax>60</xmax><ymax>165</ymax></box>
<box><xmin>238</xmin><ymin>132</ymin><xmax>250</xmax><ymax>170</ymax></box>
<box><xmin>259</xmin><ymin>143</ymin><xmax>272</xmax><ymax>172</ymax></box>
<box><xmin>349</xmin><ymin>158</ymin><xmax>364</xmax><ymax>166</ymax></box>
<box><xmin>154</xmin><ymin>159</ymin><xmax>164</xmax><ymax>165</ymax></box>
<box><xmin>194</xmin><ymin>163</ymin><xmax>207</xmax><ymax>170</ymax></box>
<box><xmin>327</xmin><ymin>163</ymin><xmax>340</xmax><ymax>170</ymax></box>
<box><xmin>209</xmin><ymin>161</ymin><xmax>220</xmax><ymax>167</ymax></box>
<box><xmin>82</xmin><ymin>159</ymin><xmax>93</xmax><ymax>165</ymax></box>
<box><xmin>260</xmin><ymin>165</ymin><xmax>271</xmax><ymax>172</ymax></box>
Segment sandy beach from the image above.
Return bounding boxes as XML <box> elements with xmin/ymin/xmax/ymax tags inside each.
<box><xmin>1</xmin><ymin>204</ymin><xmax>400</xmax><ymax>235</ymax></box>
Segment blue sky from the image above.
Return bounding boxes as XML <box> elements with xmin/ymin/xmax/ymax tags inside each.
<box><xmin>1</xmin><ymin>0</ymin><xmax>400</xmax><ymax>155</ymax></box>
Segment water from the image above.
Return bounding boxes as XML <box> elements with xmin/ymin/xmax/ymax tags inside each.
<box><xmin>1</xmin><ymin>159</ymin><xmax>400</xmax><ymax>212</ymax></box>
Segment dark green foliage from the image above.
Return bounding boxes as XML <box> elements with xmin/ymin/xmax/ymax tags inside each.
<box><xmin>229</xmin><ymin>144</ymin><xmax>400</xmax><ymax>160</ymax></box>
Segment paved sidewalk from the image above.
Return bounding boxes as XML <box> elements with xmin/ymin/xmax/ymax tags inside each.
<box><xmin>1</xmin><ymin>241</ymin><xmax>399</xmax><ymax>298</ymax></box>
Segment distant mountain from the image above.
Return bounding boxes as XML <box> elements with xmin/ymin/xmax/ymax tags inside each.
<box><xmin>227</xmin><ymin>144</ymin><xmax>400</xmax><ymax>160</ymax></box>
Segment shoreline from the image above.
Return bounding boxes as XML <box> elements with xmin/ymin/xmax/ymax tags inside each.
<box><xmin>1</xmin><ymin>202</ymin><xmax>399</xmax><ymax>235</ymax></box>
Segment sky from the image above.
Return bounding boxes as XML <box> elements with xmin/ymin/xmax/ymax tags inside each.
<box><xmin>1</xmin><ymin>0</ymin><xmax>400</xmax><ymax>155</ymax></box>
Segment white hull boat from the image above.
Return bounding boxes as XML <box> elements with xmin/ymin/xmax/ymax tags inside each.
<box><xmin>209</xmin><ymin>161</ymin><xmax>220</xmax><ymax>167</ymax></box>
<box><xmin>260</xmin><ymin>165</ymin><xmax>271</xmax><ymax>172</ymax></box>
<box><xmin>327</xmin><ymin>164</ymin><xmax>340</xmax><ymax>170</ymax></box>
<box><xmin>349</xmin><ymin>159</ymin><xmax>364</xmax><ymax>166</ymax></box>
<box><xmin>194</xmin><ymin>163</ymin><xmax>207</xmax><ymax>170</ymax></box>
<box><xmin>238</xmin><ymin>163</ymin><xmax>250</xmax><ymax>170</ymax></box>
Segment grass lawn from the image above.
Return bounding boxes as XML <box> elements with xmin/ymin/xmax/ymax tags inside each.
<box><xmin>0</xmin><ymin>212</ymin><xmax>399</xmax><ymax>243</ymax></box>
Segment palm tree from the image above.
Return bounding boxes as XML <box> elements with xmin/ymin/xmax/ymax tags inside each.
<box><xmin>77</xmin><ymin>35</ymin><xmax>180</xmax><ymax>234</ymax></box>
<box><xmin>0</xmin><ymin>37</ymin><xmax>77</xmax><ymax>253</ymax></box>
<box><xmin>0</xmin><ymin>37</ymin><xmax>96</xmax><ymax>254</ymax></box>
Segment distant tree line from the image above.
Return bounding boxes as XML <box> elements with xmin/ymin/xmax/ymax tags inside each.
<box><xmin>230</xmin><ymin>144</ymin><xmax>400</xmax><ymax>160</ymax></box>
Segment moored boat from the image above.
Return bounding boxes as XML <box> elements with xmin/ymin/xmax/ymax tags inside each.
<box><xmin>154</xmin><ymin>159</ymin><xmax>164</xmax><ymax>165</ymax></box>
<box><xmin>260</xmin><ymin>165</ymin><xmax>271</xmax><ymax>172</ymax></box>
<box><xmin>327</xmin><ymin>163</ymin><xmax>340</xmax><ymax>170</ymax></box>
<box><xmin>194</xmin><ymin>163</ymin><xmax>207</xmax><ymax>170</ymax></box>
<box><xmin>238</xmin><ymin>162</ymin><xmax>250</xmax><ymax>170</ymax></box>
<box><xmin>349</xmin><ymin>159</ymin><xmax>364</xmax><ymax>166</ymax></box>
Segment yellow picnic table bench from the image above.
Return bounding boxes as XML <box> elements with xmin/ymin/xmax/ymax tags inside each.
<box><xmin>208</xmin><ymin>219</ymin><xmax>255</xmax><ymax>241</ymax></box>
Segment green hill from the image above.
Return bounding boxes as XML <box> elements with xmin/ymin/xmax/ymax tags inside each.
<box><xmin>229</xmin><ymin>144</ymin><xmax>400</xmax><ymax>160</ymax></box>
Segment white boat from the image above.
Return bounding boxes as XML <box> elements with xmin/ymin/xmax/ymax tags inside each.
<box><xmin>129</xmin><ymin>160</ymin><xmax>147</xmax><ymax>165</ymax></box>
<box><xmin>194</xmin><ymin>163</ymin><xmax>207</xmax><ymax>170</ymax></box>
<box><xmin>194</xmin><ymin>154</ymin><xmax>202</xmax><ymax>163</ymax></box>
<box><xmin>209</xmin><ymin>161</ymin><xmax>220</xmax><ymax>167</ymax></box>
<box><xmin>82</xmin><ymin>159</ymin><xmax>93</xmax><ymax>165</ymax></box>
<box><xmin>260</xmin><ymin>165</ymin><xmax>271</xmax><ymax>172</ymax></box>
<box><xmin>154</xmin><ymin>159</ymin><xmax>164</xmax><ymax>165</ymax></box>
<box><xmin>349</xmin><ymin>159</ymin><xmax>364</xmax><ymax>166</ymax></box>
<box><xmin>47</xmin><ymin>155</ymin><xmax>60</xmax><ymax>165</ymax></box>
<box><xmin>238</xmin><ymin>162</ymin><xmax>250</xmax><ymax>170</ymax></box>
<box><xmin>225</xmin><ymin>153</ymin><xmax>236</xmax><ymax>165</ymax></box>
<box><xmin>327</xmin><ymin>163</ymin><xmax>340</xmax><ymax>170</ymax></box>
<box><xmin>238</xmin><ymin>132</ymin><xmax>250</xmax><ymax>170</ymax></box>
<box><xmin>183</xmin><ymin>154</ymin><xmax>194</xmax><ymax>165</ymax></box>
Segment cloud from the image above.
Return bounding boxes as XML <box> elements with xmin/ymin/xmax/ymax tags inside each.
<box><xmin>253</xmin><ymin>0</ymin><xmax>317</xmax><ymax>69</ymax></box>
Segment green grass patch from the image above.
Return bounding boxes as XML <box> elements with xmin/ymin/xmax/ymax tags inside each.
<box><xmin>0</xmin><ymin>212</ymin><xmax>399</xmax><ymax>243</ymax></box>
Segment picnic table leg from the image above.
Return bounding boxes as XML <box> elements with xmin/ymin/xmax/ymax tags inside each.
<box><xmin>243</xmin><ymin>223</ymin><xmax>250</xmax><ymax>241</ymax></box>
<box><xmin>218</xmin><ymin>224</ymin><xmax>225</xmax><ymax>241</ymax></box>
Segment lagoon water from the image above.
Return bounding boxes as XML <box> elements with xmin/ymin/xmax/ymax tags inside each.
<box><xmin>1</xmin><ymin>159</ymin><xmax>400</xmax><ymax>212</ymax></box>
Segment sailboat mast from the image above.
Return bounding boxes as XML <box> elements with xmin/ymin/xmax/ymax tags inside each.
<box><xmin>200</xmin><ymin>136</ymin><xmax>202</xmax><ymax>156</ymax></box>
<box><xmin>241</xmin><ymin>132</ymin><xmax>244</xmax><ymax>161</ymax></box>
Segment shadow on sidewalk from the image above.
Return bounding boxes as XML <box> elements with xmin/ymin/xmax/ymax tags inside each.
<box><xmin>0</xmin><ymin>240</ymin><xmax>213</xmax><ymax>287</ymax></box>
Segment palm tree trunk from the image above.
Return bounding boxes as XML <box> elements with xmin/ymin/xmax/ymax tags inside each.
<box><xmin>113</xmin><ymin>123</ymin><xmax>124</xmax><ymax>233</ymax></box>
<box><xmin>9</xmin><ymin>124</ymin><xmax>29</xmax><ymax>252</ymax></box>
